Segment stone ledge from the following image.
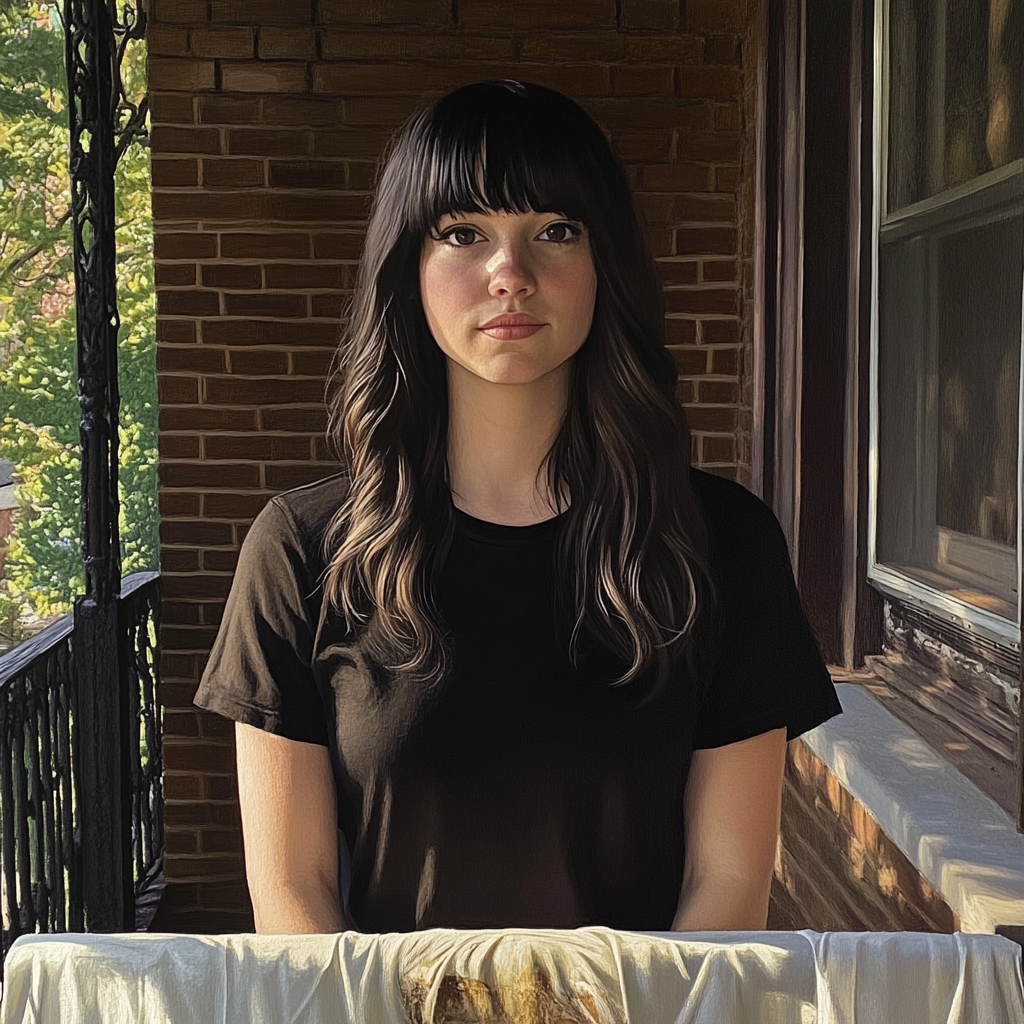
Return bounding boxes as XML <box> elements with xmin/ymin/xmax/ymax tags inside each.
<box><xmin>800</xmin><ymin>683</ymin><xmax>1024</xmax><ymax>934</ymax></box>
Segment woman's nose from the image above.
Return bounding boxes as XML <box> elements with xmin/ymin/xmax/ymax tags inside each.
<box><xmin>486</xmin><ymin>242</ymin><xmax>537</xmax><ymax>297</ymax></box>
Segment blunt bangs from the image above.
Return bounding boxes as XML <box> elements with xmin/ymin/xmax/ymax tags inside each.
<box><xmin>397</xmin><ymin>80</ymin><xmax>621</xmax><ymax>239</ymax></box>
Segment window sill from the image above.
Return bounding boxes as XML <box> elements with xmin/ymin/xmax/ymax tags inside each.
<box><xmin>798</xmin><ymin>682</ymin><xmax>1024</xmax><ymax>934</ymax></box>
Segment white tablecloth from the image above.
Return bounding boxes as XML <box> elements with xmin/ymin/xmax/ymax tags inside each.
<box><xmin>1</xmin><ymin>927</ymin><xmax>1022</xmax><ymax>1023</ymax></box>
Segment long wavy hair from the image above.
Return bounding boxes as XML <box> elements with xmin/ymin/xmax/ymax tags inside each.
<box><xmin>321</xmin><ymin>80</ymin><xmax>719</xmax><ymax>709</ymax></box>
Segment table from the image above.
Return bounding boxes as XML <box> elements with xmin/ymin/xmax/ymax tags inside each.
<box><xmin>2</xmin><ymin>927</ymin><xmax>1022</xmax><ymax>1023</ymax></box>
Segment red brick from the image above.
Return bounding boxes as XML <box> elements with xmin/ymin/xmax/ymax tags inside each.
<box><xmin>678</xmin><ymin>67</ymin><xmax>741</xmax><ymax>101</ymax></box>
<box><xmin>189</xmin><ymin>27</ymin><xmax>255</xmax><ymax>58</ymax></box>
<box><xmin>152</xmin><ymin>190</ymin><xmax>368</xmax><ymax>222</ymax></box>
<box><xmin>319</xmin><ymin>0</ymin><xmax>450</xmax><ymax>25</ymax></box>
<box><xmin>163</xmin><ymin>741</ymin><xmax>235</xmax><ymax>770</ymax></box>
<box><xmin>159</xmin><ymin>524</ymin><xmax>235</xmax><ymax>548</ymax></box>
<box><xmin>714</xmin><ymin>166</ymin><xmax>741</xmax><ymax>190</ymax></box>
<box><xmin>158</xmin><ymin>290</ymin><xmax>221</xmax><ymax>317</ymax></box>
<box><xmin>293</xmin><ymin>349</ymin><xmax>335</xmax><ymax>376</ymax></box>
<box><xmin>711</xmin><ymin>347</ymin><xmax>740</xmax><ymax>375</ymax></box>
<box><xmin>264</xmin><ymin>263</ymin><xmax>345</xmax><ymax>289</ymax></box>
<box><xmin>675</xmin><ymin>226</ymin><xmax>737</xmax><ymax>255</ymax></box>
<box><xmin>201</xmin><ymin>320</ymin><xmax>338</xmax><ymax>347</ymax></box>
<box><xmin>684</xmin><ymin>404</ymin><xmax>738</xmax><ymax>432</ymax></box>
<box><xmin>157</xmin><ymin>346</ymin><xmax>226</xmax><ymax>373</ymax></box>
<box><xmin>203</xmin><ymin>549</ymin><xmax>241</xmax><ymax>572</ymax></box>
<box><xmin>611</xmin><ymin>65</ymin><xmax>675</xmax><ymax>97</ymax></box>
<box><xmin>312</xmin><ymin>233</ymin><xmax>364</xmax><ymax>259</ymax></box>
<box><xmin>701</xmin><ymin>319</ymin><xmax>741</xmax><ymax>345</ymax></box>
<box><xmin>698</xmin><ymin>379</ymin><xmax>740</xmax><ymax>404</ymax></box>
<box><xmin>672</xmin><ymin>195</ymin><xmax>735</xmax><ymax>222</ymax></box>
<box><xmin>200</xmin><ymin>829</ymin><xmax>244</xmax><ymax>854</ymax></box>
<box><xmin>261</xmin><ymin>407</ymin><xmax>329</xmax><ymax>431</ymax></box>
<box><xmin>156</xmin><ymin>319</ymin><xmax>196</xmax><ymax>344</ymax></box>
<box><xmin>268</xmin><ymin>160</ymin><xmax>346</xmax><ymax>188</ymax></box>
<box><xmin>202</xmin><ymin>492</ymin><xmax>273</xmax><ymax>519</ymax></box>
<box><xmin>151</xmin><ymin>127</ymin><xmax>222</xmax><ymax>158</ymax></box>
<box><xmin>204</xmin><ymin>376</ymin><xmax>326</xmax><ymax>405</ymax></box>
<box><xmin>225</xmin><ymin>129</ymin><xmax>310</xmax><ymax>156</ymax></box>
<box><xmin>150</xmin><ymin>233</ymin><xmax>215</xmax><ymax>260</ymax></box>
<box><xmin>664</xmin><ymin>318</ymin><xmax>697</xmax><ymax>346</ymax></box>
<box><xmin>161</xmin><ymin>462</ymin><xmax>262</xmax><ymax>489</ymax></box>
<box><xmin>158</xmin><ymin>494</ymin><xmax>201</xmax><ymax>520</ymax></box>
<box><xmin>621</xmin><ymin>0</ymin><xmax>679</xmax><ymax>31</ymax></box>
<box><xmin>201</xmin><ymin>158</ymin><xmax>265</xmax><ymax>188</ymax></box>
<box><xmin>258</xmin><ymin>27</ymin><xmax>318</xmax><ymax>59</ymax></box>
<box><xmin>685</xmin><ymin>0</ymin><xmax>745</xmax><ymax>33</ymax></box>
<box><xmin>227</xmin><ymin>347</ymin><xmax>289</xmax><ymax>375</ymax></box>
<box><xmin>642</xmin><ymin>162</ymin><xmax>710</xmax><ymax>191</ymax></box>
<box><xmin>160</xmin><ymin>407</ymin><xmax>258</xmax><ymax>432</ymax></box>
<box><xmin>155</xmin><ymin>263</ymin><xmax>197</xmax><ymax>286</ymax></box>
<box><xmin>704</xmin><ymin>34</ymin><xmax>742</xmax><ymax>65</ymax></box>
<box><xmin>645</xmin><ymin>227</ymin><xmax>673</xmax><ymax>256</ymax></box>
<box><xmin>613</xmin><ymin>132</ymin><xmax>673</xmax><ymax>162</ymax></box>
<box><xmin>678</xmin><ymin>131</ymin><xmax>741</xmax><ymax>163</ymax></box>
<box><xmin>163</xmin><ymin>775</ymin><xmax>203</xmax><ymax>801</ymax></box>
<box><xmin>209</xmin><ymin>0</ymin><xmax>314</xmax><ymax>26</ymax></box>
<box><xmin>165</xmin><ymin>830</ymin><xmax>199</xmax><ymax>855</ymax></box>
<box><xmin>148</xmin><ymin>58</ymin><xmax>216</xmax><ymax>93</ymax></box>
<box><xmin>713</xmin><ymin>102</ymin><xmax>741</xmax><ymax>131</ymax></box>
<box><xmin>341</xmin><ymin>95</ymin><xmax>425</xmax><ymax>127</ymax></box>
<box><xmin>149</xmin><ymin>27</ymin><xmax>190</xmax><ymax>56</ymax></box>
<box><xmin>206</xmin><ymin>435</ymin><xmax>312</xmax><ymax>460</ymax></box>
<box><xmin>219</xmin><ymin>232</ymin><xmax>310</xmax><ymax>259</ymax></box>
<box><xmin>703</xmin><ymin>259</ymin><xmax>739</xmax><ymax>282</ymax></box>
<box><xmin>197</xmin><ymin>95</ymin><xmax>264</xmax><ymax>125</ymax></box>
<box><xmin>346</xmin><ymin>163</ymin><xmax>377</xmax><ymax>190</ymax></box>
<box><xmin>667</xmin><ymin>345</ymin><xmax>708</xmax><ymax>375</ymax></box>
<box><xmin>151</xmin><ymin>0</ymin><xmax>208</xmax><ymax>24</ymax></box>
<box><xmin>221</xmin><ymin>62</ymin><xmax>309</xmax><ymax>94</ymax></box>
<box><xmin>625</xmin><ymin>36</ymin><xmax>704</xmax><ymax>62</ymax></box>
<box><xmin>159</xmin><ymin>376</ymin><xmax>200</xmax><ymax>404</ymax></box>
<box><xmin>164</xmin><ymin>854</ymin><xmax>242</xmax><ymax>879</ymax></box>
<box><xmin>458</xmin><ymin>0</ymin><xmax>613</xmax><ymax>28</ymax></box>
<box><xmin>702</xmin><ymin>435</ymin><xmax>736</xmax><ymax>463</ymax></box>
<box><xmin>262</xmin><ymin>96</ymin><xmax>349</xmax><ymax>128</ymax></box>
<box><xmin>658</xmin><ymin>260</ymin><xmax>699</xmax><ymax>285</ymax></box>
<box><xmin>580</xmin><ymin>99</ymin><xmax>707</xmax><ymax>132</ymax></box>
<box><xmin>310</xmin><ymin>294</ymin><xmax>343</xmax><ymax>318</ymax></box>
<box><xmin>152</xmin><ymin>158</ymin><xmax>200</xmax><ymax>187</ymax></box>
<box><xmin>664</xmin><ymin>287</ymin><xmax>738</xmax><ymax>315</ymax></box>
<box><xmin>159</xmin><ymin>434</ymin><xmax>202</xmax><ymax>460</ymax></box>
<box><xmin>520</xmin><ymin>33</ymin><xmax>626</xmax><ymax>61</ymax></box>
<box><xmin>223</xmin><ymin>292</ymin><xmax>308</xmax><ymax>317</ymax></box>
<box><xmin>321</xmin><ymin>31</ymin><xmax>512</xmax><ymax>60</ymax></box>
<box><xmin>160</xmin><ymin>550</ymin><xmax>201</xmax><ymax>575</ymax></box>
<box><xmin>201</xmin><ymin>264</ymin><xmax>263</xmax><ymax>289</ymax></box>
<box><xmin>150</xmin><ymin>92</ymin><xmax>196</xmax><ymax>124</ymax></box>
<box><xmin>265</xmin><ymin>464</ymin><xmax>341</xmax><ymax>490</ymax></box>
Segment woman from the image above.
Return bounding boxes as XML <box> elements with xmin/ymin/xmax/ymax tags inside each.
<box><xmin>194</xmin><ymin>80</ymin><xmax>842</xmax><ymax>935</ymax></box>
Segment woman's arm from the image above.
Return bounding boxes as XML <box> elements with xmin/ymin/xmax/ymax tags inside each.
<box><xmin>672</xmin><ymin>726</ymin><xmax>788</xmax><ymax>931</ymax></box>
<box><xmin>235</xmin><ymin>721</ymin><xmax>356</xmax><ymax>934</ymax></box>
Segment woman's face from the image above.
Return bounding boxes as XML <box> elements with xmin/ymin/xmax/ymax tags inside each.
<box><xmin>419</xmin><ymin>208</ymin><xmax>598</xmax><ymax>387</ymax></box>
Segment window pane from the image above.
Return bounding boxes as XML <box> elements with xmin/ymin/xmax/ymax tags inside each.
<box><xmin>876</xmin><ymin>211</ymin><xmax>1023</xmax><ymax>617</ymax></box>
<box><xmin>888</xmin><ymin>0</ymin><xmax>1024</xmax><ymax>213</ymax></box>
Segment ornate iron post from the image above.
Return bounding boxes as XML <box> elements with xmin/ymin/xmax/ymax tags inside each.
<box><xmin>64</xmin><ymin>0</ymin><xmax>148</xmax><ymax>932</ymax></box>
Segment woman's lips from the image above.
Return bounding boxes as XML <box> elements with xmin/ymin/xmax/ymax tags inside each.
<box><xmin>479</xmin><ymin>324</ymin><xmax>546</xmax><ymax>339</ymax></box>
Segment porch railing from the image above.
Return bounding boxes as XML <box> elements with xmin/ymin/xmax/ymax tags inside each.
<box><xmin>0</xmin><ymin>570</ymin><xmax>162</xmax><ymax>983</ymax></box>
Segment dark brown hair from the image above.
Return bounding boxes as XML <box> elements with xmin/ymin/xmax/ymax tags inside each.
<box><xmin>321</xmin><ymin>80</ymin><xmax>719</xmax><ymax>708</ymax></box>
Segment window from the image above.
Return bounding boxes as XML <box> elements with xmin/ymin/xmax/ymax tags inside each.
<box><xmin>869</xmin><ymin>0</ymin><xmax>1024</xmax><ymax>646</ymax></box>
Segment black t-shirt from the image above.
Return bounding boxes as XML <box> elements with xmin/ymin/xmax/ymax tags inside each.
<box><xmin>194</xmin><ymin>466</ymin><xmax>842</xmax><ymax>933</ymax></box>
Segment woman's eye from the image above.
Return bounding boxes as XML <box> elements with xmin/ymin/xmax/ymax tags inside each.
<box><xmin>541</xmin><ymin>222</ymin><xmax>582</xmax><ymax>244</ymax></box>
<box><xmin>441</xmin><ymin>227</ymin><xmax>479</xmax><ymax>247</ymax></box>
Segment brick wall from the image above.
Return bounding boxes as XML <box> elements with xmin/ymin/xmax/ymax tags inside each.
<box><xmin>148</xmin><ymin>0</ymin><xmax>760</xmax><ymax>930</ymax></box>
<box><xmin>768</xmin><ymin>738</ymin><xmax>960</xmax><ymax>933</ymax></box>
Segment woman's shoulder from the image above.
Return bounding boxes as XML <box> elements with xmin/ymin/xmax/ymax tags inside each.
<box><xmin>262</xmin><ymin>469</ymin><xmax>352</xmax><ymax>562</ymax></box>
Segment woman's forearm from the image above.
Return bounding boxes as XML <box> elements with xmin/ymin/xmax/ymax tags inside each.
<box><xmin>670</xmin><ymin>876</ymin><xmax>770</xmax><ymax>932</ymax></box>
<box><xmin>252</xmin><ymin>880</ymin><xmax>356</xmax><ymax>935</ymax></box>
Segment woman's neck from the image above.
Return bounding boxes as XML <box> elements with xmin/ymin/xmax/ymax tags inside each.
<box><xmin>446</xmin><ymin>360</ymin><xmax>570</xmax><ymax>525</ymax></box>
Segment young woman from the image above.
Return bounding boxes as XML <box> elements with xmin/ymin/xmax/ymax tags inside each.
<box><xmin>194</xmin><ymin>80</ymin><xmax>843</xmax><ymax>935</ymax></box>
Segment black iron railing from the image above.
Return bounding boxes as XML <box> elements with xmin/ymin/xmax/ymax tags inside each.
<box><xmin>0</xmin><ymin>570</ymin><xmax>162</xmax><ymax>983</ymax></box>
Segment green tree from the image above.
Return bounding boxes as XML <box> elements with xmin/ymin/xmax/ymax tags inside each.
<box><xmin>0</xmin><ymin>1</ymin><xmax>158</xmax><ymax>650</ymax></box>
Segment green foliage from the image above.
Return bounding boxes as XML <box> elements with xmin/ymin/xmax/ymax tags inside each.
<box><xmin>0</xmin><ymin>2</ymin><xmax>158</xmax><ymax>644</ymax></box>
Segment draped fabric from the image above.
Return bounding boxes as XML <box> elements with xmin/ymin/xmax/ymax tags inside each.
<box><xmin>2</xmin><ymin>927</ymin><xmax>1022</xmax><ymax>1023</ymax></box>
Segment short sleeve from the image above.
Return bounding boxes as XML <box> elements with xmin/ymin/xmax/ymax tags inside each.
<box><xmin>691</xmin><ymin>495</ymin><xmax>843</xmax><ymax>750</ymax></box>
<box><xmin>193</xmin><ymin>497</ymin><xmax>329</xmax><ymax>746</ymax></box>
